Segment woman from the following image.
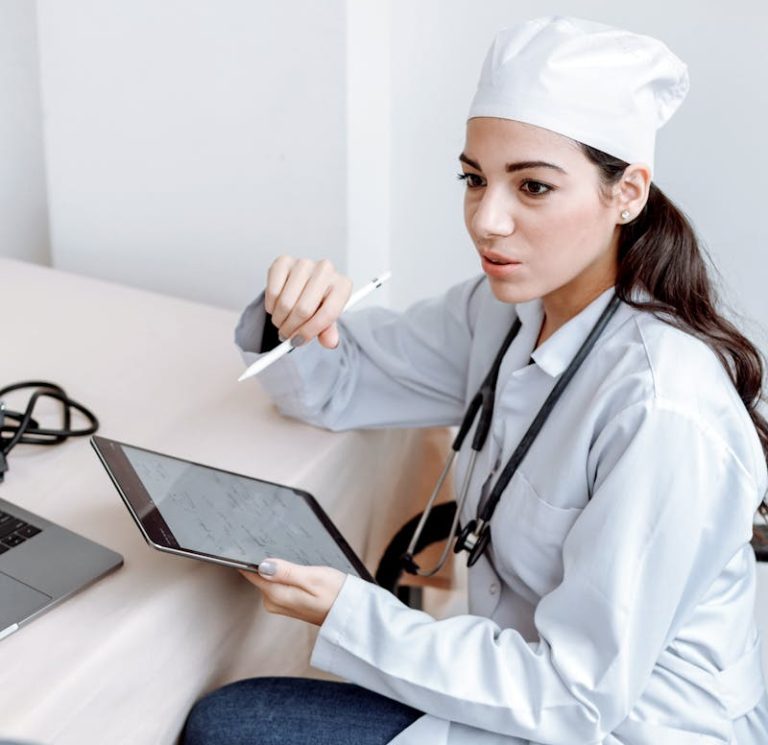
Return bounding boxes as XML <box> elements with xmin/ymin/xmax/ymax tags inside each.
<box><xmin>183</xmin><ymin>16</ymin><xmax>768</xmax><ymax>745</ymax></box>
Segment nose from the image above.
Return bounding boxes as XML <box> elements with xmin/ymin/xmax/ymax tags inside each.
<box><xmin>470</xmin><ymin>186</ymin><xmax>515</xmax><ymax>239</ymax></box>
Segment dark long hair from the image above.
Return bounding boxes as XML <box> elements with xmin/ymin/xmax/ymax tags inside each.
<box><xmin>581</xmin><ymin>144</ymin><xmax>768</xmax><ymax>518</ymax></box>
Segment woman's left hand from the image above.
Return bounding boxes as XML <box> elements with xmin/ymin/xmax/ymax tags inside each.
<box><xmin>239</xmin><ymin>559</ymin><xmax>347</xmax><ymax>626</ymax></box>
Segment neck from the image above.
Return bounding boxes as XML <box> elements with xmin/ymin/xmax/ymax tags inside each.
<box><xmin>536</xmin><ymin>274</ymin><xmax>616</xmax><ymax>347</ymax></box>
<box><xmin>533</xmin><ymin>234</ymin><xmax>620</xmax><ymax>346</ymax></box>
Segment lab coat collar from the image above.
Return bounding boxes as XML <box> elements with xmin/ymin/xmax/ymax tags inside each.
<box><xmin>523</xmin><ymin>287</ymin><xmax>618</xmax><ymax>378</ymax></box>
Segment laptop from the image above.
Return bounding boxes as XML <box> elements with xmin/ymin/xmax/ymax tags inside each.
<box><xmin>0</xmin><ymin>497</ymin><xmax>123</xmax><ymax>641</ymax></box>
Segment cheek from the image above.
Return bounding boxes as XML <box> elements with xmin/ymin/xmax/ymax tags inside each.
<box><xmin>463</xmin><ymin>194</ymin><xmax>475</xmax><ymax>235</ymax></box>
<box><xmin>528</xmin><ymin>201</ymin><xmax>611</xmax><ymax>266</ymax></box>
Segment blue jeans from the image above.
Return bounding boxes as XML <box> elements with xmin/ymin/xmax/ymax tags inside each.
<box><xmin>181</xmin><ymin>677</ymin><xmax>424</xmax><ymax>745</ymax></box>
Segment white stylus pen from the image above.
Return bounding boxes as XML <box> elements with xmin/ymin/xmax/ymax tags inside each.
<box><xmin>237</xmin><ymin>270</ymin><xmax>392</xmax><ymax>382</ymax></box>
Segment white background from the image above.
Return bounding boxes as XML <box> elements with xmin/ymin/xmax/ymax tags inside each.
<box><xmin>0</xmin><ymin>1</ymin><xmax>765</xmax><ymax>327</ymax></box>
<box><xmin>0</xmin><ymin>0</ymin><xmax>49</xmax><ymax>265</ymax></box>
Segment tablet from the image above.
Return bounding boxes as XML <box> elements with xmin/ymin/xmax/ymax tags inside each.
<box><xmin>91</xmin><ymin>436</ymin><xmax>372</xmax><ymax>581</ymax></box>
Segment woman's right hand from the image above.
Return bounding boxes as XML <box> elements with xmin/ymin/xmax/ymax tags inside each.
<box><xmin>265</xmin><ymin>257</ymin><xmax>353</xmax><ymax>350</ymax></box>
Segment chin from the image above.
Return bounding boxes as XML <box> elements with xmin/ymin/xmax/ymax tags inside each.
<box><xmin>486</xmin><ymin>276</ymin><xmax>541</xmax><ymax>305</ymax></box>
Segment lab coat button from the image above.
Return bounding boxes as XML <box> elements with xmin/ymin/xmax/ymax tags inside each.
<box><xmin>489</xmin><ymin>582</ymin><xmax>499</xmax><ymax>595</ymax></box>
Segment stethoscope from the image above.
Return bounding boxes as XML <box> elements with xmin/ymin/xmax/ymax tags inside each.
<box><xmin>402</xmin><ymin>294</ymin><xmax>622</xmax><ymax>576</ymax></box>
<box><xmin>0</xmin><ymin>381</ymin><xmax>99</xmax><ymax>483</ymax></box>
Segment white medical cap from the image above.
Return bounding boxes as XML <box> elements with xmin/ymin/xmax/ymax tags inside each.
<box><xmin>468</xmin><ymin>16</ymin><xmax>689</xmax><ymax>172</ymax></box>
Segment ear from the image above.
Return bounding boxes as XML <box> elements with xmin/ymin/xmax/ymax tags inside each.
<box><xmin>615</xmin><ymin>163</ymin><xmax>652</xmax><ymax>225</ymax></box>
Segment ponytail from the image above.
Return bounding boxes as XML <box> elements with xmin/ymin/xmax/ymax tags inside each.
<box><xmin>582</xmin><ymin>144</ymin><xmax>768</xmax><ymax>517</ymax></box>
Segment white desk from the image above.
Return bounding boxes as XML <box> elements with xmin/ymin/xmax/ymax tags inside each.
<box><xmin>0</xmin><ymin>259</ymin><xmax>450</xmax><ymax>745</ymax></box>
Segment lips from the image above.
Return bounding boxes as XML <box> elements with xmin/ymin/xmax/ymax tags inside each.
<box><xmin>480</xmin><ymin>252</ymin><xmax>520</xmax><ymax>266</ymax></box>
<box><xmin>480</xmin><ymin>252</ymin><xmax>523</xmax><ymax>278</ymax></box>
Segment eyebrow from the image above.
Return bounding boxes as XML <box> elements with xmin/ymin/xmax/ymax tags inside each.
<box><xmin>458</xmin><ymin>153</ymin><xmax>566</xmax><ymax>174</ymax></box>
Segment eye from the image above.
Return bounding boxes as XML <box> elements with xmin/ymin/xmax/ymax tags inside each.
<box><xmin>457</xmin><ymin>172</ymin><xmax>485</xmax><ymax>189</ymax></box>
<box><xmin>521</xmin><ymin>180</ymin><xmax>553</xmax><ymax>196</ymax></box>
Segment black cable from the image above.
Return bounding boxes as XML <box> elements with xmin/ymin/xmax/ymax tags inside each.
<box><xmin>0</xmin><ymin>381</ymin><xmax>99</xmax><ymax>483</ymax></box>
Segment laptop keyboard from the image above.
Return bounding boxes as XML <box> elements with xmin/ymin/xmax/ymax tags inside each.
<box><xmin>0</xmin><ymin>509</ymin><xmax>42</xmax><ymax>554</ymax></box>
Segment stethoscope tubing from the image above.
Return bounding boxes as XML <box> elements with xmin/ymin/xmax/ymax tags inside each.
<box><xmin>404</xmin><ymin>293</ymin><xmax>622</xmax><ymax>576</ymax></box>
<box><xmin>476</xmin><ymin>294</ymin><xmax>622</xmax><ymax>525</ymax></box>
<box><xmin>404</xmin><ymin>449</ymin><xmax>484</xmax><ymax>577</ymax></box>
<box><xmin>0</xmin><ymin>381</ymin><xmax>99</xmax><ymax>479</ymax></box>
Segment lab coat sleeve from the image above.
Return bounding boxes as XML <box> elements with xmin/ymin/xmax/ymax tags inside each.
<box><xmin>234</xmin><ymin>276</ymin><xmax>485</xmax><ymax>430</ymax></box>
<box><xmin>311</xmin><ymin>398</ymin><xmax>760</xmax><ymax>743</ymax></box>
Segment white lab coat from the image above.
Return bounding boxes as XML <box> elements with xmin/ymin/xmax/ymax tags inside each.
<box><xmin>235</xmin><ymin>277</ymin><xmax>768</xmax><ymax>744</ymax></box>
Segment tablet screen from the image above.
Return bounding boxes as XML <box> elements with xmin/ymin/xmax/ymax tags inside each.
<box><xmin>93</xmin><ymin>437</ymin><xmax>369</xmax><ymax>579</ymax></box>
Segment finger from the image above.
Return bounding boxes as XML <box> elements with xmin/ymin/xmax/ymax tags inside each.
<box><xmin>270</xmin><ymin>258</ymin><xmax>314</xmax><ymax>329</ymax></box>
<box><xmin>277</xmin><ymin>260</ymin><xmax>336</xmax><ymax>341</ymax></box>
<box><xmin>259</xmin><ymin>579</ymin><xmax>340</xmax><ymax>627</ymax></box>
<box><xmin>239</xmin><ymin>568</ymin><xmax>265</xmax><ymax>588</ymax></box>
<box><xmin>317</xmin><ymin>322</ymin><xmax>340</xmax><ymax>349</ymax></box>
<box><xmin>242</xmin><ymin>573</ymin><xmax>307</xmax><ymax>617</ymax></box>
<box><xmin>292</xmin><ymin>276</ymin><xmax>352</xmax><ymax>345</ymax></box>
<box><xmin>265</xmin><ymin>256</ymin><xmax>295</xmax><ymax>315</ymax></box>
<box><xmin>262</xmin><ymin>585</ymin><xmax>319</xmax><ymax>623</ymax></box>
<box><xmin>257</xmin><ymin>559</ymin><xmax>337</xmax><ymax>597</ymax></box>
<box><xmin>256</xmin><ymin>558</ymin><xmax>308</xmax><ymax>588</ymax></box>
<box><xmin>239</xmin><ymin>568</ymin><xmax>305</xmax><ymax>607</ymax></box>
<box><xmin>262</xmin><ymin>583</ymin><xmax>312</xmax><ymax>611</ymax></box>
<box><xmin>246</xmin><ymin>566</ymin><xmax>314</xmax><ymax>611</ymax></box>
<box><xmin>244</xmin><ymin>562</ymin><xmax>346</xmax><ymax>625</ymax></box>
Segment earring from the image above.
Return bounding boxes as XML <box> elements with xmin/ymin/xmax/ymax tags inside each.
<box><xmin>620</xmin><ymin>209</ymin><xmax>631</xmax><ymax>221</ymax></box>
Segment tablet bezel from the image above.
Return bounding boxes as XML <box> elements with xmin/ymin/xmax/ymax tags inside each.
<box><xmin>91</xmin><ymin>435</ymin><xmax>373</xmax><ymax>582</ymax></box>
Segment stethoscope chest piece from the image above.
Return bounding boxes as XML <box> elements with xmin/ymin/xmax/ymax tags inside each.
<box><xmin>401</xmin><ymin>293</ymin><xmax>622</xmax><ymax>576</ymax></box>
<box><xmin>455</xmin><ymin>518</ymin><xmax>491</xmax><ymax>567</ymax></box>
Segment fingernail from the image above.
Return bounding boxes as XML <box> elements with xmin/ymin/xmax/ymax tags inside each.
<box><xmin>258</xmin><ymin>560</ymin><xmax>277</xmax><ymax>577</ymax></box>
<box><xmin>278</xmin><ymin>333</ymin><xmax>287</xmax><ymax>343</ymax></box>
<box><xmin>291</xmin><ymin>336</ymin><xmax>306</xmax><ymax>348</ymax></box>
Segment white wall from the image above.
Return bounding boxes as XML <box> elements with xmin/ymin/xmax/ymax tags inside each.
<box><xmin>37</xmin><ymin>0</ymin><xmax>347</xmax><ymax>310</ymax></box>
<box><xmin>387</xmin><ymin>0</ymin><xmax>768</xmax><ymax>339</ymax></box>
<box><xmin>0</xmin><ymin>0</ymin><xmax>50</xmax><ymax>265</ymax></box>
<box><xmin>345</xmin><ymin>1</ymin><xmax>391</xmax><ymax>307</ymax></box>
<box><xmin>34</xmin><ymin>1</ymin><xmax>768</xmax><ymax>340</ymax></box>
